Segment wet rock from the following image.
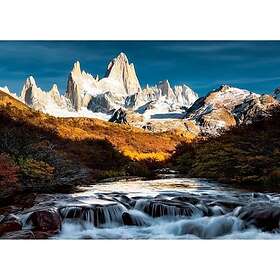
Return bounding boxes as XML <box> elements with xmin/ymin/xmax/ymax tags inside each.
<box><xmin>113</xmin><ymin>195</ymin><xmax>135</xmax><ymax>209</ymax></box>
<box><xmin>171</xmin><ymin>196</ymin><xmax>200</xmax><ymax>205</ymax></box>
<box><xmin>122</xmin><ymin>211</ymin><xmax>149</xmax><ymax>226</ymax></box>
<box><xmin>237</xmin><ymin>205</ymin><xmax>280</xmax><ymax>231</ymax></box>
<box><xmin>1</xmin><ymin>213</ymin><xmax>20</xmax><ymax>223</ymax></box>
<box><xmin>196</xmin><ymin>203</ymin><xmax>209</xmax><ymax>216</ymax></box>
<box><xmin>33</xmin><ymin>231</ymin><xmax>55</xmax><ymax>239</ymax></box>
<box><xmin>232</xmin><ymin>206</ymin><xmax>243</xmax><ymax>216</ymax></box>
<box><xmin>209</xmin><ymin>205</ymin><xmax>226</xmax><ymax>216</ymax></box>
<box><xmin>27</xmin><ymin>208</ymin><xmax>61</xmax><ymax>233</ymax></box>
<box><xmin>1</xmin><ymin>230</ymin><xmax>35</xmax><ymax>239</ymax></box>
<box><xmin>209</xmin><ymin>200</ymin><xmax>244</xmax><ymax>211</ymax></box>
<box><xmin>122</xmin><ymin>212</ymin><xmax>134</xmax><ymax>226</ymax></box>
<box><xmin>0</xmin><ymin>205</ymin><xmax>21</xmax><ymax>216</ymax></box>
<box><xmin>0</xmin><ymin>219</ymin><xmax>22</xmax><ymax>236</ymax></box>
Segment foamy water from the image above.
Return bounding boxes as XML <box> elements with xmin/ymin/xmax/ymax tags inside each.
<box><xmin>21</xmin><ymin>177</ymin><xmax>280</xmax><ymax>239</ymax></box>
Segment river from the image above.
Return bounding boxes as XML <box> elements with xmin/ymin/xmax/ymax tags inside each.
<box><xmin>17</xmin><ymin>176</ymin><xmax>280</xmax><ymax>239</ymax></box>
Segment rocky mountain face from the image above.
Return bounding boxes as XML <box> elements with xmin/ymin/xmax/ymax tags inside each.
<box><xmin>128</xmin><ymin>80</ymin><xmax>198</xmax><ymax>116</ymax></box>
<box><xmin>66</xmin><ymin>53</ymin><xmax>142</xmax><ymax>113</ymax></box>
<box><xmin>104</xmin><ymin>52</ymin><xmax>141</xmax><ymax>94</ymax></box>
<box><xmin>109</xmin><ymin>108</ymin><xmax>128</xmax><ymax>124</ymax></box>
<box><xmin>20</xmin><ymin>76</ymin><xmax>72</xmax><ymax>113</ymax></box>
<box><xmin>184</xmin><ymin>85</ymin><xmax>279</xmax><ymax>135</ymax></box>
<box><xmin>65</xmin><ymin>61</ymin><xmax>100</xmax><ymax>111</ymax></box>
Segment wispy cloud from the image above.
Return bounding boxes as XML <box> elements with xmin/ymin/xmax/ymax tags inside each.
<box><xmin>154</xmin><ymin>41</ymin><xmax>254</xmax><ymax>53</ymax></box>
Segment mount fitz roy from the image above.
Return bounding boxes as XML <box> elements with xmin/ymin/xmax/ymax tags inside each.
<box><xmin>3</xmin><ymin>52</ymin><xmax>280</xmax><ymax>135</ymax></box>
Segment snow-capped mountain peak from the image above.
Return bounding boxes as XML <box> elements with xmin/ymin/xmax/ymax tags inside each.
<box><xmin>184</xmin><ymin>84</ymin><xmax>279</xmax><ymax>135</ymax></box>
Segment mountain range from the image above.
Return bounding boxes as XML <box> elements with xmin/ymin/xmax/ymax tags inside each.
<box><xmin>2</xmin><ymin>52</ymin><xmax>279</xmax><ymax>135</ymax></box>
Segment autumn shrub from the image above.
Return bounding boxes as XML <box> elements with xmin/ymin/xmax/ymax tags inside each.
<box><xmin>0</xmin><ymin>153</ymin><xmax>20</xmax><ymax>201</ymax></box>
<box><xmin>93</xmin><ymin>169</ymin><xmax>127</xmax><ymax>180</ymax></box>
<box><xmin>0</xmin><ymin>89</ymin><xmax>189</xmax><ymax>192</ymax></box>
<box><xmin>18</xmin><ymin>157</ymin><xmax>54</xmax><ymax>182</ymax></box>
<box><xmin>0</xmin><ymin>153</ymin><xmax>19</xmax><ymax>186</ymax></box>
<box><xmin>123</xmin><ymin>149</ymin><xmax>169</xmax><ymax>161</ymax></box>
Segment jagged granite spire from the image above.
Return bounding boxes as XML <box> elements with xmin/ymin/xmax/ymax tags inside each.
<box><xmin>105</xmin><ymin>52</ymin><xmax>141</xmax><ymax>95</ymax></box>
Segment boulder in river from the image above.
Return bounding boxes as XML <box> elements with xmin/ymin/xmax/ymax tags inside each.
<box><xmin>0</xmin><ymin>216</ymin><xmax>22</xmax><ymax>237</ymax></box>
<box><xmin>122</xmin><ymin>211</ymin><xmax>149</xmax><ymax>226</ymax></box>
<box><xmin>122</xmin><ymin>212</ymin><xmax>135</xmax><ymax>226</ymax></box>
<box><xmin>237</xmin><ymin>205</ymin><xmax>280</xmax><ymax>232</ymax></box>
<box><xmin>27</xmin><ymin>208</ymin><xmax>62</xmax><ymax>233</ymax></box>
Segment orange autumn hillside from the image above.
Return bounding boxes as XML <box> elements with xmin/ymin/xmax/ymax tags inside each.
<box><xmin>0</xmin><ymin>90</ymin><xmax>190</xmax><ymax>159</ymax></box>
<box><xmin>0</xmin><ymin>89</ymin><xmax>192</xmax><ymax>201</ymax></box>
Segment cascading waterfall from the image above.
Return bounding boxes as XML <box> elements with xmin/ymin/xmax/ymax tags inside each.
<box><xmin>14</xmin><ymin>177</ymin><xmax>280</xmax><ymax>239</ymax></box>
<box><xmin>135</xmin><ymin>199</ymin><xmax>202</xmax><ymax>218</ymax></box>
<box><xmin>59</xmin><ymin>204</ymin><xmax>126</xmax><ymax>227</ymax></box>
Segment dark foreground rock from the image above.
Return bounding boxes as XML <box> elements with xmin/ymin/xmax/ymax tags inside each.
<box><xmin>27</xmin><ymin>208</ymin><xmax>62</xmax><ymax>233</ymax></box>
<box><xmin>0</xmin><ymin>214</ymin><xmax>22</xmax><ymax>237</ymax></box>
<box><xmin>237</xmin><ymin>205</ymin><xmax>280</xmax><ymax>231</ymax></box>
<box><xmin>0</xmin><ymin>220</ymin><xmax>22</xmax><ymax>236</ymax></box>
<box><xmin>1</xmin><ymin>230</ymin><xmax>35</xmax><ymax>239</ymax></box>
<box><xmin>122</xmin><ymin>212</ymin><xmax>134</xmax><ymax>225</ymax></box>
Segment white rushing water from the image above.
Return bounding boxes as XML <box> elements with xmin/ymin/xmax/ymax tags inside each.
<box><xmin>27</xmin><ymin>177</ymin><xmax>280</xmax><ymax>239</ymax></box>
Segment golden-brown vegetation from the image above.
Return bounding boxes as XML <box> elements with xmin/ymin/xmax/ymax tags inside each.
<box><xmin>0</xmin><ymin>90</ymin><xmax>189</xmax><ymax>201</ymax></box>
<box><xmin>0</xmin><ymin>90</ymin><xmax>185</xmax><ymax>159</ymax></box>
<box><xmin>172</xmin><ymin>108</ymin><xmax>280</xmax><ymax>191</ymax></box>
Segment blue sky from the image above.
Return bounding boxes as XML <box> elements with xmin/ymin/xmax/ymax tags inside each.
<box><xmin>1</xmin><ymin>41</ymin><xmax>280</xmax><ymax>96</ymax></box>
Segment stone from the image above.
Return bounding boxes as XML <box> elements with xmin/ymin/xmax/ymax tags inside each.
<box><xmin>109</xmin><ymin>108</ymin><xmax>128</xmax><ymax>124</ymax></box>
<box><xmin>122</xmin><ymin>212</ymin><xmax>134</xmax><ymax>226</ymax></box>
<box><xmin>27</xmin><ymin>208</ymin><xmax>62</xmax><ymax>232</ymax></box>
<box><xmin>237</xmin><ymin>205</ymin><xmax>280</xmax><ymax>231</ymax></box>
<box><xmin>0</xmin><ymin>219</ymin><xmax>22</xmax><ymax>236</ymax></box>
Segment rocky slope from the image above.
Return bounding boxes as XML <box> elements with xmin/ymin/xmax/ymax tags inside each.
<box><xmin>184</xmin><ymin>85</ymin><xmax>279</xmax><ymax>135</ymax></box>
